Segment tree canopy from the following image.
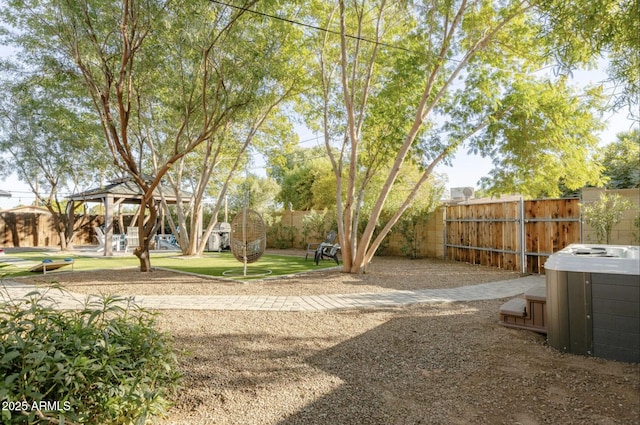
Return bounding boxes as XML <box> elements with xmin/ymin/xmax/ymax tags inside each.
<box><xmin>0</xmin><ymin>65</ymin><xmax>108</xmax><ymax>249</ymax></box>
<box><xmin>293</xmin><ymin>0</ymin><xmax>615</xmax><ymax>272</ymax></box>
<box><xmin>477</xmin><ymin>78</ymin><xmax>606</xmax><ymax>197</ymax></box>
<box><xmin>0</xmin><ymin>0</ymin><xmax>305</xmax><ymax>267</ymax></box>
<box><xmin>599</xmin><ymin>130</ymin><xmax>640</xmax><ymax>189</ymax></box>
<box><xmin>538</xmin><ymin>0</ymin><xmax>639</xmax><ymax>115</ymax></box>
<box><xmin>0</xmin><ymin>0</ymin><xmax>634</xmax><ymax>274</ymax></box>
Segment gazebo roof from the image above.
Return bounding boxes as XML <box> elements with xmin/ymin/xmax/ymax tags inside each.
<box><xmin>68</xmin><ymin>177</ymin><xmax>191</xmax><ymax>204</ymax></box>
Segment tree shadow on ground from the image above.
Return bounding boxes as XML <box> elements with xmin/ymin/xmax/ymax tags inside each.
<box><xmin>276</xmin><ymin>304</ymin><xmax>637</xmax><ymax>425</ymax></box>
<box><xmin>277</xmin><ymin>308</ymin><xmax>487</xmax><ymax>425</ymax></box>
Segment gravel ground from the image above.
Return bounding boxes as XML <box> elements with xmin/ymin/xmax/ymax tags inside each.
<box><xmin>156</xmin><ymin>304</ymin><xmax>639</xmax><ymax>425</ymax></box>
<box><xmin>13</xmin><ymin>252</ymin><xmax>640</xmax><ymax>424</ymax></box>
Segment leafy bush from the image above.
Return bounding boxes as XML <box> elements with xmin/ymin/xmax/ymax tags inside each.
<box><xmin>0</xmin><ymin>288</ymin><xmax>181</xmax><ymax>424</ymax></box>
<box><xmin>581</xmin><ymin>192</ymin><xmax>633</xmax><ymax>244</ymax></box>
<box><xmin>264</xmin><ymin>213</ymin><xmax>295</xmax><ymax>249</ymax></box>
<box><xmin>398</xmin><ymin>215</ymin><xmax>424</xmax><ymax>259</ymax></box>
<box><xmin>301</xmin><ymin>209</ymin><xmax>328</xmax><ymax>247</ymax></box>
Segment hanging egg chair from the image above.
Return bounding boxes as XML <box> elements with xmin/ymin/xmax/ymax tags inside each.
<box><xmin>229</xmin><ymin>209</ymin><xmax>266</xmax><ymax>264</ymax></box>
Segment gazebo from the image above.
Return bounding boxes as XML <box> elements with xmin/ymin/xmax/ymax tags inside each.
<box><xmin>68</xmin><ymin>177</ymin><xmax>193</xmax><ymax>256</ymax></box>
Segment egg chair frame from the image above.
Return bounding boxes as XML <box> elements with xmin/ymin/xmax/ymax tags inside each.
<box><xmin>228</xmin><ymin>208</ymin><xmax>267</xmax><ymax>276</ymax></box>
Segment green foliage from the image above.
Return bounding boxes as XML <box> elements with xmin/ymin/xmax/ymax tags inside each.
<box><xmin>581</xmin><ymin>192</ymin><xmax>634</xmax><ymax>244</ymax></box>
<box><xmin>310</xmin><ymin>164</ymin><xmax>342</xmax><ymax>210</ymax></box>
<box><xmin>225</xmin><ymin>174</ymin><xmax>281</xmax><ymax>215</ymax></box>
<box><xmin>264</xmin><ymin>213</ymin><xmax>295</xmax><ymax>249</ymax></box>
<box><xmin>278</xmin><ymin>166</ymin><xmax>317</xmax><ymax>211</ymax></box>
<box><xmin>299</xmin><ymin>209</ymin><xmax>338</xmax><ymax>248</ymax></box>
<box><xmin>599</xmin><ymin>130</ymin><xmax>640</xmax><ymax>189</ymax></box>
<box><xmin>537</xmin><ymin>0</ymin><xmax>639</xmax><ymax>113</ymax></box>
<box><xmin>0</xmin><ymin>290</ymin><xmax>181</xmax><ymax>424</ymax></box>
<box><xmin>396</xmin><ymin>179</ymin><xmax>443</xmax><ymax>259</ymax></box>
<box><xmin>301</xmin><ymin>210</ymin><xmax>329</xmax><ymax>247</ymax></box>
<box><xmin>476</xmin><ymin>77</ymin><xmax>605</xmax><ymax>198</ymax></box>
<box><xmin>0</xmin><ymin>71</ymin><xmax>110</xmax><ymax>249</ymax></box>
<box><xmin>271</xmin><ymin>147</ymin><xmax>336</xmax><ymax>211</ymax></box>
<box><xmin>397</xmin><ymin>213</ymin><xmax>429</xmax><ymax>259</ymax></box>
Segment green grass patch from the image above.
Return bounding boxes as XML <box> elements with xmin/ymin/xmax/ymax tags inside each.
<box><xmin>0</xmin><ymin>252</ymin><xmax>148</xmax><ymax>277</ymax></box>
<box><xmin>156</xmin><ymin>252</ymin><xmax>337</xmax><ymax>279</ymax></box>
<box><xmin>0</xmin><ymin>251</ymin><xmax>338</xmax><ymax>280</ymax></box>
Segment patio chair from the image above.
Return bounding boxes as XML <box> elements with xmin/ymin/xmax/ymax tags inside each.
<box><xmin>94</xmin><ymin>226</ymin><xmax>124</xmax><ymax>252</ymax></box>
<box><xmin>155</xmin><ymin>234</ymin><xmax>180</xmax><ymax>250</ymax></box>
<box><xmin>305</xmin><ymin>230</ymin><xmax>337</xmax><ymax>261</ymax></box>
<box><xmin>94</xmin><ymin>226</ymin><xmax>106</xmax><ymax>251</ymax></box>
<box><xmin>125</xmin><ymin>227</ymin><xmax>139</xmax><ymax>253</ymax></box>
<box><xmin>314</xmin><ymin>243</ymin><xmax>340</xmax><ymax>265</ymax></box>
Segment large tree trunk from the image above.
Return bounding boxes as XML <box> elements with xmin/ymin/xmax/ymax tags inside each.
<box><xmin>134</xmin><ymin>243</ymin><xmax>152</xmax><ymax>272</ymax></box>
<box><xmin>133</xmin><ymin>199</ymin><xmax>159</xmax><ymax>272</ymax></box>
<box><xmin>46</xmin><ymin>200</ymin><xmax>81</xmax><ymax>252</ymax></box>
<box><xmin>58</xmin><ymin>230</ymin><xmax>73</xmax><ymax>251</ymax></box>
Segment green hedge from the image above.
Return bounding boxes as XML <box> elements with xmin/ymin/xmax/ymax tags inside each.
<box><xmin>0</xmin><ymin>288</ymin><xmax>181</xmax><ymax>424</ymax></box>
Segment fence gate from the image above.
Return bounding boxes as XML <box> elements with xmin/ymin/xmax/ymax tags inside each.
<box><xmin>444</xmin><ymin>198</ymin><xmax>581</xmax><ymax>274</ymax></box>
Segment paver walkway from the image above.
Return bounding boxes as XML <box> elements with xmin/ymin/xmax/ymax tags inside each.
<box><xmin>1</xmin><ymin>275</ymin><xmax>544</xmax><ymax>311</ymax></box>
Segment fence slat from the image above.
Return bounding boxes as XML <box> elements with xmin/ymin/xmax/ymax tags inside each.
<box><xmin>445</xmin><ymin>198</ymin><xmax>582</xmax><ymax>273</ymax></box>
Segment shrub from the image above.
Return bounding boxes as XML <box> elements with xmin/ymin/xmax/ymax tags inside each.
<box><xmin>398</xmin><ymin>215</ymin><xmax>423</xmax><ymax>259</ymax></box>
<box><xmin>397</xmin><ymin>210</ymin><xmax>434</xmax><ymax>259</ymax></box>
<box><xmin>0</xmin><ymin>288</ymin><xmax>181</xmax><ymax>424</ymax></box>
<box><xmin>301</xmin><ymin>209</ymin><xmax>328</xmax><ymax>247</ymax></box>
<box><xmin>265</xmin><ymin>214</ymin><xmax>295</xmax><ymax>249</ymax></box>
<box><xmin>581</xmin><ymin>192</ymin><xmax>634</xmax><ymax>244</ymax></box>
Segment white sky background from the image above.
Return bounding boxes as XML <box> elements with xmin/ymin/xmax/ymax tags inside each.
<box><xmin>0</xmin><ymin>52</ymin><xmax>638</xmax><ymax>209</ymax></box>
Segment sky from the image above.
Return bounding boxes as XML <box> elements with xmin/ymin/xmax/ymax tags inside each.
<box><xmin>0</xmin><ymin>55</ymin><xmax>637</xmax><ymax>210</ymax></box>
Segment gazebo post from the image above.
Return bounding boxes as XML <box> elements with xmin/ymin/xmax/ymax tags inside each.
<box><xmin>68</xmin><ymin>177</ymin><xmax>192</xmax><ymax>255</ymax></box>
<box><xmin>104</xmin><ymin>194</ymin><xmax>114</xmax><ymax>257</ymax></box>
<box><xmin>160</xmin><ymin>205</ymin><xmax>165</xmax><ymax>235</ymax></box>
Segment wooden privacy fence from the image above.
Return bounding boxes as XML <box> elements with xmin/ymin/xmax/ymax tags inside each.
<box><xmin>445</xmin><ymin>198</ymin><xmax>581</xmax><ymax>274</ymax></box>
<box><xmin>0</xmin><ymin>211</ymin><xmax>101</xmax><ymax>248</ymax></box>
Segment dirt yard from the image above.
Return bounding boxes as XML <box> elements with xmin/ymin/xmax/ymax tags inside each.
<box><xmin>14</xmin><ymin>253</ymin><xmax>640</xmax><ymax>424</ymax></box>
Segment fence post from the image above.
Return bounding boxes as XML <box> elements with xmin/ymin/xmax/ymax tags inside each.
<box><xmin>519</xmin><ymin>197</ymin><xmax>526</xmax><ymax>274</ymax></box>
<box><xmin>579</xmin><ymin>200</ymin><xmax>583</xmax><ymax>243</ymax></box>
<box><xmin>442</xmin><ymin>207</ymin><xmax>447</xmax><ymax>260</ymax></box>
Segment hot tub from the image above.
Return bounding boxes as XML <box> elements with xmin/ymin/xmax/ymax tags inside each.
<box><xmin>545</xmin><ymin>244</ymin><xmax>640</xmax><ymax>363</ymax></box>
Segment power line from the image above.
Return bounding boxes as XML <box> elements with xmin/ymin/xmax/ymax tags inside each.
<box><xmin>207</xmin><ymin>0</ymin><xmax>417</xmax><ymax>54</ymax></box>
<box><xmin>298</xmin><ymin>134</ymin><xmax>322</xmax><ymax>145</ymax></box>
<box><xmin>206</xmin><ymin>0</ymin><xmax>616</xmax><ymax>79</ymax></box>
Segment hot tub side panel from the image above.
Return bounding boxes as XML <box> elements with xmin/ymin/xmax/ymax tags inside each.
<box><xmin>546</xmin><ymin>269</ymin><xmax>567</xmax><ymax>351</ymax></box>
<box><xmin>546</xmin><ymin>270</ymin><xmax>593</xmax><ymax>356</ymax></box>
<box><xmin>567</xmin><ymin>272</ymin><xmax>593</xmax><ymax>356</ymax></box>
<box><xmin>591</xmin><ymin>273</ymin><xmax>640</xmax><ymax>363</ymax></box>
